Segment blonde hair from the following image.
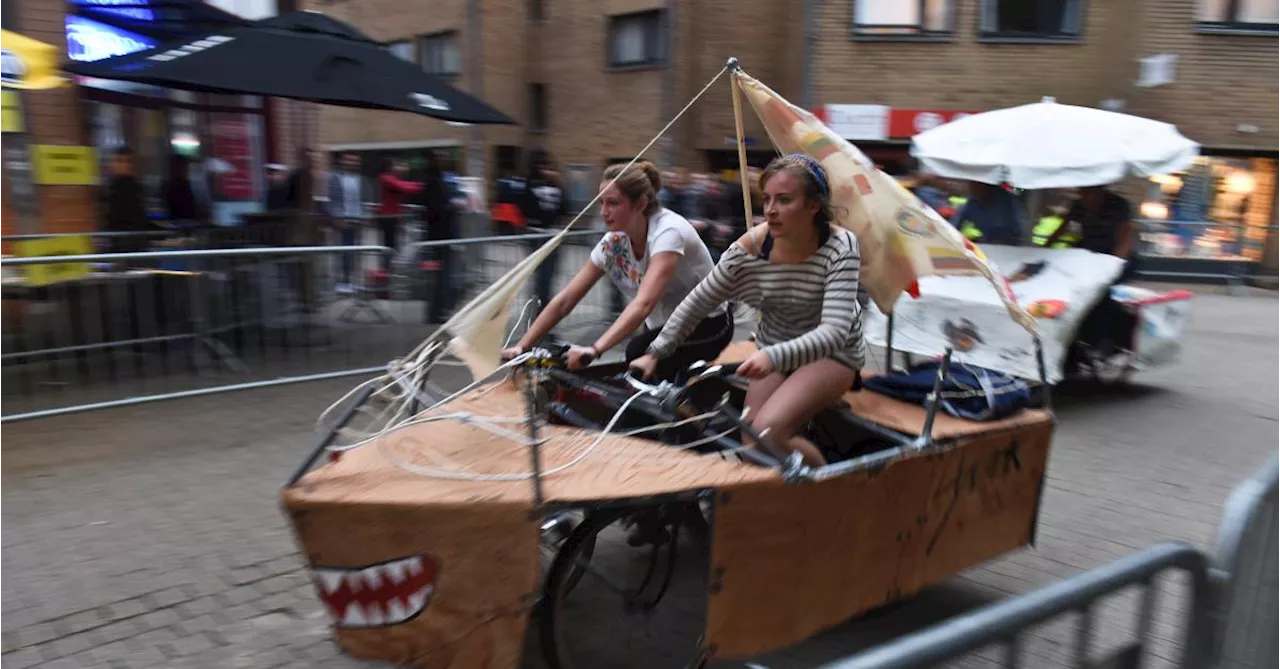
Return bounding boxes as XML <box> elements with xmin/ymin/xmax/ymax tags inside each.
<box><xmin>601</xmin><ymin>160</ymin><xmax>662</xmax><ymax>217</ymax></box>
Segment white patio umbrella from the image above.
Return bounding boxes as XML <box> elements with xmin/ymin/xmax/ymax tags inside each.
<box><xmin>910</xmin><ymin>97</ymin><xmax>1201</xmax><ymax>190</ymax></box>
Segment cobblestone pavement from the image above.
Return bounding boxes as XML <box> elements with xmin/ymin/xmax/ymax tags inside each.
<box><xmin>2</xmin><ymin>289</ymin><xmax>1276</xmax><ymax>668</ymax></box>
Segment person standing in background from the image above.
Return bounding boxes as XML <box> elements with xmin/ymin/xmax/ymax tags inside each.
<box><xmin>265</xmin><ymin>164</ymin><xmax>292</xmax><ymax>212</ymax></box>
<box><xmin>327</xmin><ymin>152</ymin><xmax>370</xmax><ymax>294</ymax></box>
<box><xmin>422</xmin><ymin>151</ymin><xmax>460</xmax><ymax>324</ymax></box>
<box><xmin>104</xmin><ymin>147</ymin><xmax>152</xmax><ymax>256</ymax></box>
<box><xmin>163</xmin><ymin>154</ymin><xmax>205</xmax><ymax>237</ymax></box>
<box><xmin>522</xmin><ymin>150</ymin><xmax>567</xmax><ymax>311</ymax></box>
<box><xmin>950</xmin><ymin>181</ymin><xmax>1025</xmax><ymax>246</ymax></box>
<box><xmin>375</xmin><ymin>158</ymin><xmax>423</xmax><ymax>271</ymax></box>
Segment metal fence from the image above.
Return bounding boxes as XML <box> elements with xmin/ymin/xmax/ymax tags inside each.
<box><xmin>0</xmin><ymin>229</ymin><xmax>611</xmax><ymax>422</ymax></box>
<box><xmin>1210</xmin><ymin>456</ymin><xmax>1278</xmax><ymax>669</ymax></box>
<box><xmin>812</xmin><ymin>457</ymin><xmax>1279</xmax><ymax>669</ymax></box>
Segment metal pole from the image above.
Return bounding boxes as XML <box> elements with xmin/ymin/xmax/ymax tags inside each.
<box><xmin>466</xmin><ymin>0</ymin><xmax>486</xmax><ymax>182</ymax></box>
<box><xmin>523</xmin><ymin>373</ymin><xmax>545</xmax><ymax>507</ymax></box>
<box><xmin>660</xmin><ymin>0</ymin><xmax>678</xmax><ymax>167</ymax></box>
<box><xmin>799</xmin><ymin>0</ymin><xmax>819</xmax><ymax>111</ymax></box>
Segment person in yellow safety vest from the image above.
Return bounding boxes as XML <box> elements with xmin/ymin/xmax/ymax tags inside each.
<box><xmin>1031</xmin><ymin>214</ymin><xmax>1082</xmax><ymax>248</ymax></box>
<box><xmin>949</xmin><ymin>181</ymin><xmax>1024</xmax><ymax>245</ymax></box>
<box><xmin>1032</xmin><ymin>190</ymin><xmax>1081</xmax><ymax>248</ymax></box>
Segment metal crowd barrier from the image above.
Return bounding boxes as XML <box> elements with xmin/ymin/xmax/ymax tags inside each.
<box><xmin>812</xmin><ymin>457</ymin><xmax>1279</xmax><ymax>669</ymax></box>
<box><xmin>1210</xmin><ymin>456</ymin><xmax>1278</xmax><ymax>669</ymax></box>
<box><xmin>0</xmin><ymin>229</ymin><xmax>616</xmax><ymax>422</ymax></box>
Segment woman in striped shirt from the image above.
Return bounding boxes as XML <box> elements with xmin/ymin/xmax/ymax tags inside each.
<box><xmin>631</xmin><ymin>154</ymin><xmax>865</xmax><ymax>467</ymax></box>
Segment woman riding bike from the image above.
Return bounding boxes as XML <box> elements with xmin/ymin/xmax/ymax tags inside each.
<box><xmin>631</xmin><ymin>154</ymin><xmax>866</xmax><ymax>467</ymax></box>
<box><xmin>502</xmin><ymin>160</ymin><xmax>733</xmax><ymax>380</ymax></box>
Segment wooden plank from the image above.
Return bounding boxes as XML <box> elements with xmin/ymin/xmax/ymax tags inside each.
<box><xmin>703</xmin><ymin>419</ymin><xmax>1054</xmax><ymax>660</ymax></box>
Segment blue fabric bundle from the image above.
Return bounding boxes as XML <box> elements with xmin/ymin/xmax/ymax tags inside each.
<box><xmin>863</xmin><ymin>362</ymin><xmax>1031</xmax><ymax>422</ymax></box>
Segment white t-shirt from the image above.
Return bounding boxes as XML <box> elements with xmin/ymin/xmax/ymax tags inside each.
<box><xmin>590</xmin><ymin>208</ymin><xmax>722</xmax><ymax>330</ymax></box>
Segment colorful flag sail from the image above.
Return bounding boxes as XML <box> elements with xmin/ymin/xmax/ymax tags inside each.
<box><xmin>733</xmin><ymin>70</ymin><xmax>1037</xmax><ymax>335</ymax></box>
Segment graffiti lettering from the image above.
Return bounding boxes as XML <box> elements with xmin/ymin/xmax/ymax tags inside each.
<box><xmin>926</xmin><ymin>439</ymin><xmax>1023</xmax><ymax>555</ymax></box>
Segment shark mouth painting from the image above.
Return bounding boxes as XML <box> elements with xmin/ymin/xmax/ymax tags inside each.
<box><xmin>311</xmin><ymin>554</ymin><xmax>438</xmax><ymax>628</ymax></box>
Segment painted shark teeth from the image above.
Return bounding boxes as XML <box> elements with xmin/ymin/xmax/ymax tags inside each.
<box><xmin>310</xmin><ymin>554</ymin><xmax>436</xmax><ymax>628</ymax></box>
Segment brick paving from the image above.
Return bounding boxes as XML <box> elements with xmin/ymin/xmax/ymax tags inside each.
<box><xmin>2</xmin><ymin>288</ymin><xmax>1276</xmax><ymax>668</ymax></box>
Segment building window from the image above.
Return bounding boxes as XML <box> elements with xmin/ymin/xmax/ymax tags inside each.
<box><xmin>1197</xmin><ymin>0</ymin><xmax>1278</xmax><ymax>29</ymax></box>
<box><xmin>419</xmin><ymin>32</ymin><xmax>460</xmax><ymax>77</ymax></box>
<box><xmin>980</xmin><ymin>0</ymin><xmax>1083</xmax><ymax>38</ymax></box>
<box><xmin>608</xmin><ymin>10</ymin><xmax>665</xmax><ymax>68</ymax></box>
<box><xmin>1139</xmin><ymin>157</ymin><xmax>1277</xmax><ymax>262</ymax></box>
<box><xmin>388</xmin><ymin>40</ymin><xmax>415</xmax><ymax>63</ymax></box>
<box><xmin>529</xmin><ymin>83</ymin><xmax>547</xmax><ymax>132</ymax></box>
<box><xmin>853</xmin><ymin>0</ymin><xmax>951</xmax><ymax>35</ymax></box>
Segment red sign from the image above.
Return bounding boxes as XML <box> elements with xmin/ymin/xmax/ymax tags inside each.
<box><xmin>210</xmin><ymin>118</ymin><xmax>256</xmax><ymax>201</ymax></box>
<box><xmin>887</xmin><ymin>109</ymin><xmax>977</xmax><ymax>138</ymax></box>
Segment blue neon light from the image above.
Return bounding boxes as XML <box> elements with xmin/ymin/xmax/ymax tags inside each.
<box><xmin>65</xmin><ymin>14</ymin><xmax>158</xmax><ymax>62</ymax></box>
<box><xmin>69</xmin><ymin>0</ymin><xmax>156</xmax><ymax>22</ymax></box>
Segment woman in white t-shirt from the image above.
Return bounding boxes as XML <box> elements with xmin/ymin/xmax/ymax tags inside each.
<box><xmin>502</xmin><ymin>160</ymin><xmax>733</xmax><ymax>379</ymax></box>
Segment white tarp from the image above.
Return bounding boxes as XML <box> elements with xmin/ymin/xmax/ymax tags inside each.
<box><xmin>865</xmin><ymin>245</ymin><xmax>1126</xmax><ymax>384</ymax></box>
<box><xmin>1109</xmin><ymin>284</ymin><xmax>1193</xmax><ymax>370</ymax></box>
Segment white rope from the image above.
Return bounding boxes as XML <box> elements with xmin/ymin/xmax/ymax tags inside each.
<box><xmin>317</xmin><ymin>65</ymin><xmax>734</xmax><ymax>455</ymax></box>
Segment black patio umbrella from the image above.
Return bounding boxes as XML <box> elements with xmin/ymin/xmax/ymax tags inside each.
<box><xmin>62</xmin><ymin>11</ymin><xmax>513</xmax><ymax>125</ymax></box>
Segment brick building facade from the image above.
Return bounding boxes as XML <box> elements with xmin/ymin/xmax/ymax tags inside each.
<box><xmin>313</xmin><ymin>0</ymin><xmax>1277</xmax><ymax>271</ymax></box>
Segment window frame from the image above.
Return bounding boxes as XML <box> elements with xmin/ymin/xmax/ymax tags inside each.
<box><xmin>977</xmin><ymin>0</ymin><xmax>1087</xmax><ymax>43</ymax></box>
<box><xmin>529</xmin><ymin>82</ymin><xmax>547</xmax><ymax>133</ymax></box>
<box><xmin>418</xmin><ymin>31</ymin><xmax>461</xmax><ymax>78</ymax></box>
<box><xmin>1195</xmin><ymin>0</ymin><xmax>1278</xmax><ymax>35</ymax></box>
<box><xmin>606</xmin><ymin>9</ymin><xmax>667</xmax><ymax>70</ymax></box>
<box><xmin>850</xmin><ymin>0</ymin><xmax>955</xmax><ymax>41</ymax></box>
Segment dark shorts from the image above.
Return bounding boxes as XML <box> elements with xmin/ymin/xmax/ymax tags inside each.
<box><xmin>626</xmin><ymin>309</ymin><xmax>734</xmax><ymax>381</ymax></box>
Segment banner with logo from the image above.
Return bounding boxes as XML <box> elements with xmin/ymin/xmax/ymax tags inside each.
<box><xmin>1</xmin><ymin>30</ymin><xmax>65</xmax><ymax>90</ymax></box>
<box><xmin>864</xmin><ymin>245</ymin><xmax>1127</xmax><ymax>383</ymax></box>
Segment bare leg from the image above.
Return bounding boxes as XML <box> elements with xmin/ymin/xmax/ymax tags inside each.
<box><xmin>750</xmin><ymin>359</ymin><xmax>856</xmax><ymax>467</ymax></box>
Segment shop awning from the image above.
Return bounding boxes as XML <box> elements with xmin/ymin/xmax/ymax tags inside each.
<box><xmin>1</xmin><ymin>31</ymin><xmax>67</xmax><ymax>90</ymax></box>
<box><xmin>61</xmin><ymin>11</ymin><xmax>514</xmax><ymax>125</ymax></box>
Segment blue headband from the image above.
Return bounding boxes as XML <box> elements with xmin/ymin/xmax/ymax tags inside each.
<box><xmin>782</xmin><ymin>153</ymin><xmax>830</xmax><ymax>202</ymax></box>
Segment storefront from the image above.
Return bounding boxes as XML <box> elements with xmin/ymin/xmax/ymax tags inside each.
<box><xmin>1136</xmin><ymin>151</ymin><xmax>1278</xmax><ymax>280</ymax></box>
<box><xmin>65</xmin><ymin>0</ymin><xmax>277</xmax><ymax>226</ymax></box>
<box><xmin>814</xmin><ymin>104</ymin><xmax>977</xmax><ymax>178</ymax></box>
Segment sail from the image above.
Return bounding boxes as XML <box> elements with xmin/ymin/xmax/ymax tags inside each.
<box><xmin>442</xmin><ymin>228</ymin><xmax>569</xmax><ymax>380</ymax></box>
<box><xmin>733</xmin><ymin>70</ymin><xmax>1037</xmax><ymax>335</ymax></box>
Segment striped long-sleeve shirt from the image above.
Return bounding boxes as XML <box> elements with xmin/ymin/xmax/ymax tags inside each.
<box><xmin>648</xmin><ymin>227</ymin><xmax>866</xmax><ymax>373</ymax></box>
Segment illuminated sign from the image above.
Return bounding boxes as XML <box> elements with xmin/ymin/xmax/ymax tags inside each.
<box><xmin>65</xmin><ymin>15</ymin><xmax>156</xmax><ymax>62</ymax></box>
<box><xmin>1</xmin><ymin>49</ymin><xmax>26</xmax><ymax>85</ymax></box>
<box><xmin>68</xmin><ymin>0</ymin><xmax>156</xmax><ymax>22</ymax></box>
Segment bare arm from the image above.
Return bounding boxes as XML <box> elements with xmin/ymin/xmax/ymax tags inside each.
<box><xmin>515</xmin><ymin>258</ymin><xmax>604</xmax><ymax>351</ymax></box>
<box><xmin>590</xmin><ymin>251</ymin><xmax>681</xmax><ymax>355</ymax></box>
<box><xmin>1113</xmin><ymin>218</ymin><xmax>1135</xmax><ymax>259</ymax></box>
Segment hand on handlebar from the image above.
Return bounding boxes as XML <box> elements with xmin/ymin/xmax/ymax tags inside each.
<box><xmin>565</xmin><ymin>345</ymin><xmax>597</xmax><ymax>371</ymax></box>
<box><xmin>628</xmin><ymin>353</ymin><xmax>660</xmax><ymax>381</ymax></box>
<box><xmin>500</xmin><ymin>345</ymin><xmax>527</xmax><ymax>362</ymax></box>
<box><xmin>736</xmin><ymin>350</ymin><xmax>774</xmax><ymax>379</ymax></box>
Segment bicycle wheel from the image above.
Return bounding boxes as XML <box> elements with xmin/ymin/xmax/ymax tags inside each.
<box><xmin>540</xmin><ymin>505</ymin><xmax>708</xmax><ymax>669</ymax></box>
<box><xmin>539</xmin><ymin>510</ymin><xmax>596</xmax><ymax>596</ymax></box>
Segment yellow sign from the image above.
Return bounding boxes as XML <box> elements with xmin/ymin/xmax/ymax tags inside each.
<box><xmin>1</xmin><ymin>90</ymin><xmax>22</xmax><ymax>132</ymax></box>
<box><xmin>14</xmin><ymin>235</ymin><xmax>93</xmax><ymax>287</ymax></box>
<box><xmin>31</xmin><ymin>145</ymin><xmax>100</xmax><ymax>186</ymax></box>
<box><xmin>1</xmin><ymin>30</ymin><xmax>66</xmax><ymax>90</ymax></box>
